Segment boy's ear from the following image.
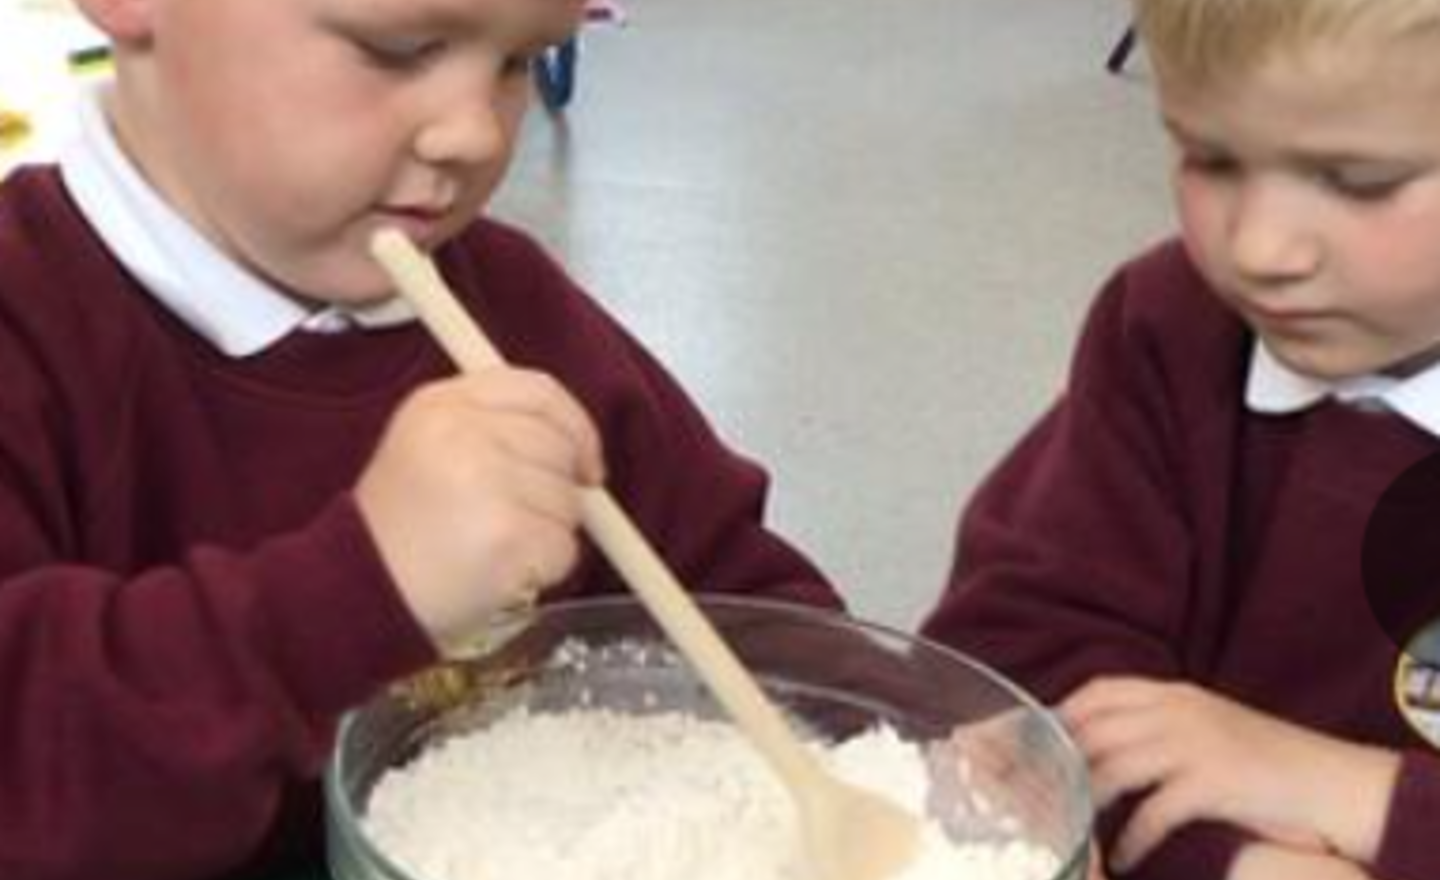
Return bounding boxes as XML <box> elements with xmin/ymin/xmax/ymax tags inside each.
<box><xmin>71</xmin><ymin>0</ymin><xmax>156</xmax><ymax>44</ymax></box>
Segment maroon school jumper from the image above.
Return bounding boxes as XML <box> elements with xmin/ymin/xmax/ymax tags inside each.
<box><xmin>0</xmin><ymin>167</ymin><xmax>839</xmax><ymax>880</ymax></box>
<box><xmin>923</xmin><ymin>240</ymin><xmax>1440</xmax><ymax>880</ymax></box>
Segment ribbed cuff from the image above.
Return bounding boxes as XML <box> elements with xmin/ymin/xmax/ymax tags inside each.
<box><xmin>1372</xmin><ymin>750</ymin><xmax>1440</xmax><ymax>880</ymax></box>
<box><xmin>1098</xmin><ymin>805</ymin><xmax>1250</xmax><ymax>880</ymax></box>
<box><xmin>243</xmin><ymin>494</ymin><xmax>437</xmax><ymax>717</ymax></box>
<box><xmin>1137</xmin><ymin>822</ymin><xmax>1250</xmax><ymax>879</ymax></box>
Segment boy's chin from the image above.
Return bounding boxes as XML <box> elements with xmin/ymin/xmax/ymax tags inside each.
<box><xmin>1263</xmin><ymin>335</ymin><xmax>1438</xmax><ymax>384</ymax></box>
<box><xmin>274</xmin><ymin>268</ymin><xmax>401</xmax><ymax>311</ymax></box>
<box><xmin>304</xmin><ymin>285</ymin><xmax>403</xmax><ymax>310</ymax></box>
<box><xmin>1255</xmin><ymin>334</ymin><xmax>1361</xmax><ymax>383</ymax></box>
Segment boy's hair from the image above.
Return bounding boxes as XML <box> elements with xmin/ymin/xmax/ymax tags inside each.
<box><xmin>1133</xmin><ymin>0</ymin><xmax>1440</xmax><ymax>84</ymax></box>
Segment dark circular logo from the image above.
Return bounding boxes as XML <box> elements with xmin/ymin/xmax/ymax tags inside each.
<box><xmin>1362</xmin><ymin>452</ymin><xmax>1440</xmax><ymax>654</ymax></box>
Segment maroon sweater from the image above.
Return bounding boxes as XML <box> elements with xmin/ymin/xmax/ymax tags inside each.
<box><xmin>923</xmin><ymin>241</ymin><xmax>1440</xmax><ymax>880</ymax></box>
<box><xmin>0</xmin><ymin>168</ymin><xmax>839</xmax><ymax>880</ymax></box>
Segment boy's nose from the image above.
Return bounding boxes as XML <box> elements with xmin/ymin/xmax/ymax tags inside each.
<box><xmin>1226</xmin><ymin>182</ymin><xmax>1321</xmax><ymax>283</ymax></box>
<box><xmin>413</xmin><ymin>88</ymin><xmax>508</xmax><ymax>168</ymax></box>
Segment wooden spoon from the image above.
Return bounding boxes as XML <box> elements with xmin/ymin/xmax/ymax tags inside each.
<box><xmin>369</xmin><ymin>228</ymin><xmax>920</xmax><ymax>880</ymax></box>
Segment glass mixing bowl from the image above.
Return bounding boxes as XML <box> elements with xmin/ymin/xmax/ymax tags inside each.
<box><xmin>326</xmin><ymin>595</ymin><xmax>1091</xmax><ymax>880</ymax></box>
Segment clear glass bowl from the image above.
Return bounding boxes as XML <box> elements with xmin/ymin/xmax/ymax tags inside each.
<box><xmin>326</xmin><ymin>595</ymin><xmax>1092</xmax><ymax>880</ymax></box>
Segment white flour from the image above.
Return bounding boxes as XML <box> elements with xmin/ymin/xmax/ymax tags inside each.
<box><xmin>364</xmin><ymin>708</ymin><xmax>1063</xmax><ymax>880</ymax></box>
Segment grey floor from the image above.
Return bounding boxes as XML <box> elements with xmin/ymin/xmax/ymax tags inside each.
<box><xmin>494</xmin><ymin>0</ymin><xmax>1176</xmax><ymax>628</ymax></box>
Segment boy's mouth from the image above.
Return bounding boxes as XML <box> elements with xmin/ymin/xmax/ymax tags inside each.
<box><xmin>379</xmin><ymin>204</ymin><xmax>449</xmax><ymax>222</ymax></box>
<box><xmin>1245</xmin><ymin>301</ymin><xmax>1334</xmax><ymax>326</ymax></box>
<box><xmin>374</xmin><ymin>205</ymin><xmax>452</xmax><ymax>245</ymax></box>
<box><xmin>1241</xmin><ymin>305</ymin><xmax>1341</xmax><ymax>345</ymax></box>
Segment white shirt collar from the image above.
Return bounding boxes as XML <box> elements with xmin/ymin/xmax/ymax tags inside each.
<box><xmin>57</xmin><ymin>85</ymin><xmax>412</xmax><ymax>358</ymax></box>
<box><xmin>1246</xmin><ymin>340</ymin><xmax>1440</xmax><ymax>439</ymax></box>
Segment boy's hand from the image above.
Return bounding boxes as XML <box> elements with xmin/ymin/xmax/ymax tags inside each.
<box><xmin>356</xmin><ymin>369</ymin><xmax>604</xmax><ymax>653</ymax></box>
<box><xmin>1059</xmin><ymin>677</ymin><xmax>1400</xmax><ymax>873</ymax></box>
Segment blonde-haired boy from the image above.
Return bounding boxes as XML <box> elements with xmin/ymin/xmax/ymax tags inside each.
<box><xmin>0</xmin><ymin>0</ymin><xmax>838</xmax><ymax>876</ymax></box>
<box><xmin>926</xmin><ymin>1</ymin><xmax>1440</xmax><ymax>878</ymax></box>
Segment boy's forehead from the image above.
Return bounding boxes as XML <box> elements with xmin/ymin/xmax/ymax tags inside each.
<box><xmin>327</xmin><ymin>0</ymin><xmax>582</xmax><ymax>38</ymax></box>
<box><xmin>1156</xmin><ymin>39</ymin><xmax>1440</xmax><ymax>162</ymax></box>
<box><xmin>1160</xmin><ymin>30</ymin><xmax>1440</xmax><ymax>103</ymax></box>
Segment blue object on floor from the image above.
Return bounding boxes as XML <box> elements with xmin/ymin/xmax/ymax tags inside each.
<box><xmin>533</xmin><ymin>38</ymin><xmax>579</xmax><ymax>111</ymax></box>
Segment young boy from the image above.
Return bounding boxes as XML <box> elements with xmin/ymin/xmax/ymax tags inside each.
<box><xmin>923</xmin><ymin>1</ymin><xmax>1440</xmax><ymax>878</ymax></box>
<box><xmin>0</xmin><ymin>0</ymin><xmax>839</xmax><ymax>877</ymax></box>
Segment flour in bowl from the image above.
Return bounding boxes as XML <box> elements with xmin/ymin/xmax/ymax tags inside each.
<box><xmin>364</xmin><ymin>708</ymin><xmax>1063</xmax><ymax>880</ymax></box>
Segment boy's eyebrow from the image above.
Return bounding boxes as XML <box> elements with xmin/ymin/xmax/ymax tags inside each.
<box><xmin>1160</xmin><ymin>116</ymin><xmax>1225</xmax><ymax>151</ymax></box>
<box><xmin>1161</xmin><ymin>116</ymin><xmax>1428</xmax><ymax>169</ymax></box>
<box><xmin>334</xmin><ymin>1</ymin><xmax>579</xmax><ymax>46</ymax></box>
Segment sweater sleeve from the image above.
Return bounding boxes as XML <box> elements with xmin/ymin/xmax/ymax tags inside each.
<box><xmin>0</xmin><ymin>492</ymin><xmax>435</xmax><ymax>879</ymax></box>
<box><xmin>1133</xmin><ymin>824</ymin><xmax>1253</xmax><ymax>880</ymax></box>
<box><xmin>920</xmin><ymin>260</ymin><xmax>1253</xmax><ymax>878</ymax></box>
<box><xmin>921</xmin><ymin>265</ymin><xmax>1199</xmax><ymax>698</ymax></box>
<box><xmin>1372</xmin><ymin>751</ymin><xmax>1440</xmax><ymax>880</ymax></box>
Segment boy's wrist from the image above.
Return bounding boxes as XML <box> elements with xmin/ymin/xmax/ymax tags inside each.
<box><xmin>1228</xmin><ymin>842</ymin><xmax>1373</xmax><ymax>880</ymax></box>
<box><xmin>1310</xmin><ymin>742</ymin><xmax>1400</xmax><ymax>864</ymax></box>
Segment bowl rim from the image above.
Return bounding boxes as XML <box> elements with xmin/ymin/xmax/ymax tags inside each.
<box><xmin>326</xmin><ymin>593</ymin><xmax>1093</xmax><ymax>879</ymax></box>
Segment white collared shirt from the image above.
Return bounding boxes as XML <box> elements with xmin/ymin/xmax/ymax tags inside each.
<box><xmin>56</xmin><ymin>85</ymin><xmax>413</xmax><ymax>359</ymax></box>
<box><xmin>1246</xmin><ymin>341</ymin><xmax>1440</xmax><ymax>439</ymax></box>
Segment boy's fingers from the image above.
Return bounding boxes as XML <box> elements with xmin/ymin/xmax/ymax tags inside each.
<box><xmin>489</xmin><ymin>416</ymin><xmax>602</xmax><ymax>486</ymax></box>
<box><xmin>1087</xmin><ymin>742</ymin><xmax>1176</xmax><ymax>809</ymax></box>
<box><xmin>1061</xmin><ymin>677</ymin><xmax>1167</xmax><ymax>724</ymax></box>
<box><xmin>447</xmin><ymin>371</ymin><xmax>606</xmax><ymax>483</ymax></box>
<box><xmin>1065</xmin><ymin>701</ymin><xmax>1166</xmax><ymax>755</ymax></box>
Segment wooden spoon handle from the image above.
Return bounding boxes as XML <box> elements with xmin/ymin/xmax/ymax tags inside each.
<box><xmin>577</xmin><ymin>489</ymin><xmax>824</xmax><ymax>789</ymax></box>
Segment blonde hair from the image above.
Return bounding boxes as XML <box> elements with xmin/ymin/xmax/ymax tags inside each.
<box><xmin>1133</xmin><ymin>0</ymin><xmax>1440</xmax><ymax>84</ymax></box>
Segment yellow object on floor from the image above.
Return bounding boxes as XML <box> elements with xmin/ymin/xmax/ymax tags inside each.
<box><xmin>0</xmin><ymin>106</ymin><xmax>34</xmax><ymax>148</ymax></box>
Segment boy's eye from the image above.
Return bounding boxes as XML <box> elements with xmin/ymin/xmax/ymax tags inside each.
<box><xmin>1179</xmin><ymin>151</ymin><xmax>1240</xmax><ymax>178</ymax></box>
<box><xmin>353</xmin><ymin>34</ymin><xmax>446</xmax><ymax>70</ymax></box>
<box><xmin>1316</xmin><ymin>167</ymin><xmax>1413</xmax><ymax>203</ymax></box>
